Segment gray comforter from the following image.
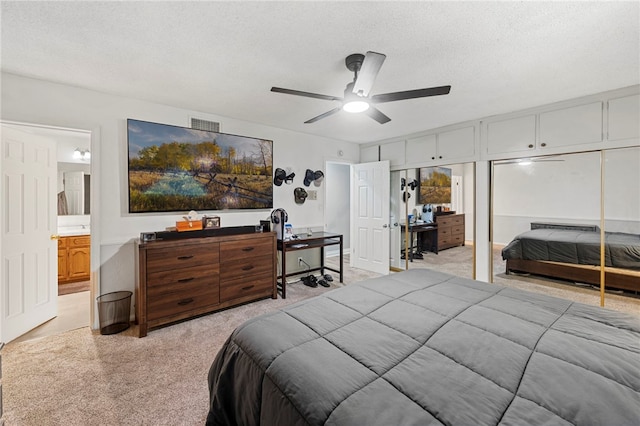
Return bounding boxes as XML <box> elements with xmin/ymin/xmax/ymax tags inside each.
<box><xmin>502</xmin><ymin>229</ymin><xmax>640</xmax><ymax>269</ymax></box>
<box><xmin>206</xmin><ymin>269</ymin><xmax>640</xmax><ymax>425</ymax></box>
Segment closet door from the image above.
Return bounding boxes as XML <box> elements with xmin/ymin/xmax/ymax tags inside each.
<box><xmin>602</xmin><ymin>146</ymin><xmax>640</xmax><ymax>302</ymax></box>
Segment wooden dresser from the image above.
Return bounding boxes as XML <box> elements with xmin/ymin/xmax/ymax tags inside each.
<box><xmin>435</xmin><ymin>213</ymin><xmax>465</xmax><ymax>251</ymax></box>
<box><xmin>136</xmin><ymin>232</ymin><xmax>276</xmax><ymax>337</ymax></box>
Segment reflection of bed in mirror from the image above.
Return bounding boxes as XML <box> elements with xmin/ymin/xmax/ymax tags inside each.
<box><xmin>502</xmin><ymin>223</ymin><xmax>640</xmax><ymax>292</ymax></box>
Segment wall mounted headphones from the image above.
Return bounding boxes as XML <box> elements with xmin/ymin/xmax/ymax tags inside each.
<box><xmin>270</xmin><ymin>208</ymin><xmax>288</xmax><ymax>224</ymax></box>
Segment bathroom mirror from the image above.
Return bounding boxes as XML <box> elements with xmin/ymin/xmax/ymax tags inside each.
<box><xmin>58</xmin><ymin>162</ymin><xmax>90</xmax><ymax>215</ymax></box>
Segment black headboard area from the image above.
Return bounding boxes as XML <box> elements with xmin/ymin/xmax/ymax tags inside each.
<box><xmin>530</xmin><ymin>222</ymin><xmax>600</xmax><ymax>232</ymax></box>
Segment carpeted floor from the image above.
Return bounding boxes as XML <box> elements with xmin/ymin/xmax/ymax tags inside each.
<box><xmin>3</xmin><ymin>250</ymin><xmax>638</xmax><ymax>425</ymax></box>
<box><xmin>1</xmin><ymin>261</ymin><xmax>378</xmax><ymax>426</ymax></box>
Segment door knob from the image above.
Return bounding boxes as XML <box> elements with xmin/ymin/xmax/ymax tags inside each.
<box><xmin>383</xmin><ymin>224</ymin><xmax>388</xmax><ymax>228</ymax></box>
<box><xmin>50</xmin><ymin>234</ymin><xmax>60</xmax><ymax>240</ymax></box>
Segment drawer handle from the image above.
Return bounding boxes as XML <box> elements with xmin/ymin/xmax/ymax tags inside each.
<box><xmin>177</xmin><ymin>277</ymin><xmax>194</xmax><ymax>283</ymax></box>
<box><xmin>242</xmin><ymin>265</ymin><xmax>254</xmax><ymax>271</ymax></box>
<box><xmin>241</xmin><ymin>247</ymin><xmax>255</xmax><ymax>252</ymax></box>
<box><xmin>177</xmin><ymin>298</ymin><xmax>194</xmax><ymax>306</ymax></box>
<box><xmin>177</xmin><ymin>255</ymin><xmax>194</xmax><ymax>260</ymax></box>
<box><xmin>242</xmin><ymin>285</ymin><xmax>255</xmax><ymax>291</ymax></box>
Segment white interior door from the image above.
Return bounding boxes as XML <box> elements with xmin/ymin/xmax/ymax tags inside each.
<box><xmin>64</xmin><ymin>171</ymin><xmax>85</xmax><ymax>215</ymax></box>
<box><xmin>351</xmin><ymin>161</ymin><xmax>390</xmax><ymax>275</ymax></box>
<box><xmin>1</xmin><ymin>124</ymin><xmax>58</xmax><ymax>342</ymax></box>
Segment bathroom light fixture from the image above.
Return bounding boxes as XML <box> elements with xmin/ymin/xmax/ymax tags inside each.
<box><xmin>74</xmin><ymin>148</ymin><xmax>91</xmax><ymax>160</ymax></box>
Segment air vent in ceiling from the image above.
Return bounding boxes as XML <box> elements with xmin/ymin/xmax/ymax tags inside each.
<box><xmin>190</xmin><ymin>117</ymin><xmax>220</xmax><ymax>133</ymax></box>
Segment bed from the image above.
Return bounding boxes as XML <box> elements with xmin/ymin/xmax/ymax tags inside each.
<box><xmin>502</xmin><ymin>224</ymin><xmax>640</xmax><ymax>292</ymax></box>
<box><xmin>206</xmin><ymin>269</ymin><xmax>640</xmax><ymax>425</ymax></box>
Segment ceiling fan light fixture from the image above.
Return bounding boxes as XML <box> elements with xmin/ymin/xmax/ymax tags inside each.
<box><xmin>343</xmin><ymin>100</ymin><xmax>369</xmax><ymax>113</ymax></box>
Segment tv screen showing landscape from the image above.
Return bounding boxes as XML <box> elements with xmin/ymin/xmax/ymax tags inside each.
<box><xmin>417</xmin><ymin>166</ymin><xmax>452</xmax><ymax>204</ymax></box>
<box><xmin>127</xmin><ymin>119</ymin><xmax>273</xmax><ymax>213</ymax></box>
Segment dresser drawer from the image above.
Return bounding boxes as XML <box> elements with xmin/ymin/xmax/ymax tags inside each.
<box><xmin>439</xmin><ymin>234</ymin><xmax>464</xmax><ymax>247</ymax></box>
<box><xmin>437</xmin><ymin>214</ymin><xmax>464</xmax><ymax>227</ymax></box>
<box><xmin>220</xmin><ymin>272</ymin><xmax>274</xmax><ymax>302</ymax></box>
<box><xmin>451</xmin><ymin>225</ymin><xmax>464</xmax><ymax>235</ymax></box>
<box><xmin>147</xmin><ymin>278</ymin><xmax>219</xmax><ymax>320</ymax></box>
<box><xmin>451</xmin><ymin>215</ymin><xmax>464</xmax><ymax>226</ymax></box>
<box><xmin>438</xmin><ymin>228</ymin><xmax>451</xmax><ymax>238</ymax></box>
<box><xmin>146</xmin><ymin>245</ymin><xmax>219</xmax><ymax>272</ymax></box>
<box><xmin>220</xmin><ymin>238</ymin><xmax>273</xmax><ymax>262</ymax></box>
<box><xmin>220</xmin><ymin>254</ymin><xmax>274</xmax><ymax>281</ymax></box>
<box><xmin>147</xmin><ymin>263</ymin><xmax>219</xmax><ymax>287</ymax></box>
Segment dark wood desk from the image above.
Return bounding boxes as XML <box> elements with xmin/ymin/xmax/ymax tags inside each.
<box><xmin>400</xmin><ymin>223</ymin><xmax>438</xmax><ymax>261</ymax></box>
<box><xmin>276</xmin><ymin>232</ymin><xmax>343</xmax><ymax>298</ymax></box>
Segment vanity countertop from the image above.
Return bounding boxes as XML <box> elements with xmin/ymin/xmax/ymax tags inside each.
<box><xmin>58</xmin><ymin>227</ymin><xmax>90</xmax><ymax>237</ymax></box>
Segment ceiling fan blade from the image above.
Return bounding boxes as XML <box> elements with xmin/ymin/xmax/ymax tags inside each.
<box><xmin>371</xmin><ymin>85</ymin><xmax>451</xmax><ymax>103</ymax></box>
<box><xmin>365</xmin><ymin>106</ymin><xmax>391</xmax><ymax>124</ymax></box>
<box><xmin>304</xmin><ymin>107</ymin><xmax>342</xmax><ymax>124</ymax></box>
<box><xmin>352</xmin><ymin>51</ymin><xmax>386</xmax><ymax>97</ymax></box>
<box><xmin>271</xmin><ymin>87</ymin><xmax>341</xmax><ymax>101</ymax></box>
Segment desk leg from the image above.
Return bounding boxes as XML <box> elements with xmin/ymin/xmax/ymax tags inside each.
<box><xmin>280</xmin><ymin>247</ymin><xmax>287</xmax><ymax>299</ymax></box>
<box><xmin>339</xmin><ymin>236</ymin><xmax>343</xmax><ymax>283</ymax></box>
<box><xmin>409</xmin><ymin>230</ymin><xmax>414</xmax><ymax>262</ymax></box>
<box><xmin>320</xmin><ymin>245</ymin><xmax>325</xmax><ymax>277</ymax></box>
<box><xmin>434</xmin><ymin>229</ymin><xmax>438</xmax><ymax>255</ymax></box>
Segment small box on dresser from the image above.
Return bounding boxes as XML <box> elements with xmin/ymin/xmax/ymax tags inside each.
<box><xmin>136</xmin><ymin>232</ymin><xmax>277</xmax><ymax>337</ymax></box>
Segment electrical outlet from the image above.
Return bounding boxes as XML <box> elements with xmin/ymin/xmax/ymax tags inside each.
<box><xmin>307</xmin><ymin>190</ymin><xmax>317</xmax><ymax>200</ymax></box>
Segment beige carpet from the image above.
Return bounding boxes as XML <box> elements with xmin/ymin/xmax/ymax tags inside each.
<box><xmin>2</xmin><ymin>261</ymin><xmax>378</xmax><ymax>426</ymax></box>
<box><xmin>3</xmin><ymin>252</ymin><xmax>638</xmax><ymax>425</ymax></box>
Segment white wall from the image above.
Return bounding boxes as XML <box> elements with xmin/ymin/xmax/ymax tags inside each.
<box><xmin>1</xmin><ymin>72</ymin><xmax>360</xmax><ymax>318</ymax></box>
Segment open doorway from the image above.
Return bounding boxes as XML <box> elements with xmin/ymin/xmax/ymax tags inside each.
<box><xmin>1</xmin><ymin>121</ymin><xmax>94</xmax><ymax>342</ymax></box>
<box><xmin>324</xmin><ymin>161</ymin><xmax>351</xmax><ymax>257</ymax></box>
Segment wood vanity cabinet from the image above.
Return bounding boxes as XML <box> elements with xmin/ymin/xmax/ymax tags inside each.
<box><xmin>58</xmin><ymin>235</ymin><xmax>91</xmax><ymax>284</ymax></box>
<box><xmin>435</xmin><ymin>213</ymin><xmax>465</xmax><ymax>251</ymax></box>
<box><xmin>136</xmin><ymin>232</ymin><xmax>277</xmax><ymax>337</ymax></box>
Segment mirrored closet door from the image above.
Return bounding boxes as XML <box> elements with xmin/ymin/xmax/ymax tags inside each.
<box><xmin>491</xmin><ymin>149</ymin><xmax>640</xmax><ymax>307</ymax></box>
<box><xmin>602</xmin><ymin>146</ymin><xmax>640</xmax><ymax>302</ymax></box>
<box><xmin>390</xmin><ymin>162</ymin><xmax>475</xmax><ymax>279</ymax></box>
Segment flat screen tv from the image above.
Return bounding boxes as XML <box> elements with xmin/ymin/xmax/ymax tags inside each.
<box><xmin>417</xmin><ymin>166</ymin><xmax>452</xmax><ymax>204</ymax></box>
<box><xmin>127</xmin><ymin>119</ymin><xmax>273</xmax><ymax>213</ymax></box>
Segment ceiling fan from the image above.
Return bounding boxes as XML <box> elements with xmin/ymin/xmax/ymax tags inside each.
<box><xmin>271</xmin><ymin>51</ymin><xmax>451</xmax><ymax>124</ymax></box>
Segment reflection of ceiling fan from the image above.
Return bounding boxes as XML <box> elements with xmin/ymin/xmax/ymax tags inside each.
<box><xmin>271</xmin><ymin>51</ymin><xmax>451</xmax><ymax>124</ymax></box>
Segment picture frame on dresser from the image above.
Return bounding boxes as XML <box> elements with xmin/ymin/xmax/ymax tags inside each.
<box><xmin>203</xmin><ymin>216</ymin><xmax>220</xmax><ymax>229</ymax></box>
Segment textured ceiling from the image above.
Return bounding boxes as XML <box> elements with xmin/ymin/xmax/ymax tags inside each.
<box><xmin>1</xmin><ymin>1</ymin><xmax>638</xmax><ymax>144</ymax></box>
